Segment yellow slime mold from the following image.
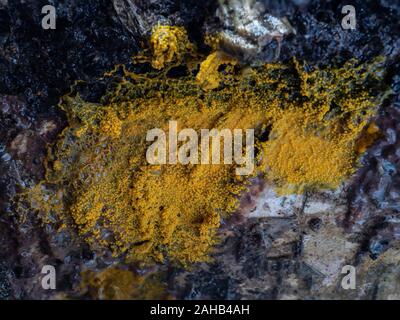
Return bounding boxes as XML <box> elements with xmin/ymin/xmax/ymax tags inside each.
<box><xmin>150</xmin><ymin>25</ymin><xmax>194</xmax><ymax>70</ymax></box>
<box><xmin>26</xmin><ymin>27</ymin><xmax>387</xmax><ymax>266</ymax></box>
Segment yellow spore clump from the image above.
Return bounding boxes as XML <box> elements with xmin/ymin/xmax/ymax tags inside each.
<box><xmin>196</xmin><ymin>51</ymin><xmax>237</xmax><ymax>90</ymax></box>
<box><xmin>100</xmin><ymin>110</ymin><xmax>122</xmax><ymax>138</ymax></box>
<box><xmin>27</xmin><ymin>28</ymin><xmax>387</xmax><ymax>266</ymax></box>
<box><xmin>150</xmin><ymin>25</ymin><xmax>193</xmax><ymax>69</ymax></box>
<box><xmin>356</xmin><ymin>122</ymin><xmax>381</xmax><ymax>154</ymax></box>
<box><xmin>263</xmin><ymin>110</ymin><xmax>354</xmax><ymax>193</ymax></box>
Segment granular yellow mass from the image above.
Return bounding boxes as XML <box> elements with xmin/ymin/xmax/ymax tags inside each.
<box><xmin>196</xmin><ymin>51</ymin><xmax>237</xmax><ymax>90</ymax></box>
<box><xmin>26</xmin><ymin>26</ymin><xmax>387</xmax><ymax>266</ymax></box>
<box><xmin>263</xmin><ymin>110</ymin><xmax>354</xmax><ymax>194</ymax></box>
<box><xmin>150</xmin><ymin>25</ymin><xmax>194</xmax><ymax>70</ymax></box>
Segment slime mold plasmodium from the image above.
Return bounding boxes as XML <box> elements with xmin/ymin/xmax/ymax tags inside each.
<box><xmin>26</xmin><ymin>26</ymin><xmax>387</xmax><ymax>266</ymax></box>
